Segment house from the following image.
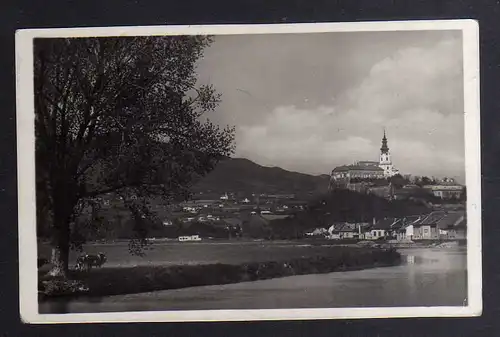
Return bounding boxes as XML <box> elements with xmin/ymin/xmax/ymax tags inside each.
<box><xmin>436</xmin><ymin>211</ymin><xmax>466</xmax><ymax>239</ymax></box>
<box><xmin>368</xmin><ymin>218</ymin><xmax>400</xmax><ymax>240</ymax></box>
<box><xmin>396</xmin><ymin>215</ymin><xmax>422</xmax><ymax>241</ymax></box>
<box><xmin>327</xmin><ymin>223</ymin><xmax>343</xmax><ymax>239</ymax></box>
<box><xmin>178</xmin><ymin>235</ymin><xmax>202</xmax><ymax>242</ymax></box>
<box><xmin>326</xmin><ymin>223</ymin><xmax>366</xmax><ymax>240</ymax></box>
<box><xmin>423</xmin><ymin>181</ymin><xmax>464</xmax><ymax>200</ymax></box>
<box><xmin>338</xmin><ymin>223</ymin><xmax>362</xmax><ymax>239</ymax></box>
<box><xmin>388</xmin><ymin>218</ymin><xmax>405</xmax><ymax>237</ymax></box>
<box><xmin>306</xmin><ymin>227</ymin><xmax>328</xmax><ymax>237</ymax></box>
<box><xmin>412</xmin><ymin>211</ymin><xmax>446</xmax><ymax>240</ymax></box>
<box><xmin>367</xmin><ymin>219</ymin><xmax>389</xmax><ymax>240</ymax></box>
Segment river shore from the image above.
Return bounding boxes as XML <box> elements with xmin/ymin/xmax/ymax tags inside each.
<box><xmin>39</xmin><ymin>247</ymin><xmax>401</xmax><ymax>301</ymax></box>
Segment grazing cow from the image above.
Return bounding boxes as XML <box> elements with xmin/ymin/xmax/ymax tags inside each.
<box><xmin>75</xmin><ymin>252</ymin><xmax>107</xmax><ymax>272</ymax></box>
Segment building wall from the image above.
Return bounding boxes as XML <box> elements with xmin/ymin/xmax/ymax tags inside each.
<box><xmin>424</xmin><ymin>185</ymin><xmax>464</xmax><ymax>199</ymax></box>
<box><xmin>332</xmin><ymin>170</ymin><xmax>385</xmax><ymax>180</ymax></box>
<box><xmin>413</xmin><ymin>225</ymin><xmax>438</xmax><ymax>239</ymax></box>
<box><xmin>340</xmin><ymin>232</ymin><xmax>358</xmax><ymax>239</ymax></box>
<box><xmin>369</xmin><ymin>229</ymin><xmax>386</xmax><ymax>239</ymax></box>
<box><xmin>396</xmin><ymin>225</ymin><xmax>414</xmax><ymax>240</ymax></box>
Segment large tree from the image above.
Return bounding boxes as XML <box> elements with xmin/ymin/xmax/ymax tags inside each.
<box><xmin>34</xmin><ymin>36</ymin><xmax>235</xmax><ymax>277</ymax></box>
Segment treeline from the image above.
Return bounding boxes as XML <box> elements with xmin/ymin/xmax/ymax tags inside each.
<box><xmin>66</xmin><ymin>212</ymin><xmax>243</xmax><ymax>243</ymax></box>
<box><xmin>38</xmin><ymin>188</ymin><xmax>445</xmax><ymax>243</ymax></box>
<box><xmin>267</xmin><ymin>189</ymin><xmax>432</xmax><ymax>240</ymax></box>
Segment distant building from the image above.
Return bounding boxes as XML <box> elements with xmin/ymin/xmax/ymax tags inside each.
<box><xmin>330</xmin><ymin>130</ymin><xmax>399</xmax><ymax>189</ymax></box>
<box><xmin>178</xmin><ymin>235</ymin><xmax>201</xmax><ymax>242</ymax></box>
<box><xmin>331</xmin><ymin>164</ymin><xmax>385</xmax><ymax>182</ymax></box>
<box><xmin>395</xmin><ymin>215</ymin><xmax>422</xmax><ymax>241</ymax></box>
<box><xmin>395</xmin><ymin>211</ymin><xmax>466</xmax><ymax>241</ymax></box>
<box><xmin>306</xmin><ymin>228</ymin><xmax>328</xmax><ymax>237</ymax></box>
<box><xmin>326</xmin><ymin>222</ymin><xmax>367</xmax><ymax>240</ymax></box>
<box><xmin>367</xmin><ymin>218</ymin><xmax>402</xmax><ymax>240</ymax></box>
<box><xmin>411</xmin><ymin>211</ymin><xmax>446</xmax><ymax>240</ymax></box>
<box><xmin>424</xmin><ymin>181</ymin><xmax>464</xmax><ymax>200</ymax></box>
<box><xmin>436</xmin><ymin>211</ymin><xmax>466</xmax><ymax>239</ymax></box>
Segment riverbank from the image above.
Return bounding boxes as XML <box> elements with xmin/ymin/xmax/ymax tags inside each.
<box><xmin>39</xmin><ymin>247</ymin><xmax>401</xmax><ymax>301</ymax></box>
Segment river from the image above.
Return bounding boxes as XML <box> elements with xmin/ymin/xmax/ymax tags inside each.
<box><xmin>39</xmin><ymin>247</ymin><xmax>467</xmax><ymax>313</ymax></box>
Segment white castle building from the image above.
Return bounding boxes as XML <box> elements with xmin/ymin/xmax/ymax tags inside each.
<box><xmin>330</xmin><ymin>130</ymin><xmax>399</xmax><ymax>184</ymax></box>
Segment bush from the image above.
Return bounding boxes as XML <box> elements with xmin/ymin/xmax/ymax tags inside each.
<box><xmin>40</xmin><ymin>279</ymin><xmax>89</xmax><ymax>297</ymax></box>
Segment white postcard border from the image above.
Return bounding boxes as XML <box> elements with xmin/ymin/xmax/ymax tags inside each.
<box><xmin>16</xmin><ymin>19</ymin><xmax>481</xmax><ymax>324</ymax></box>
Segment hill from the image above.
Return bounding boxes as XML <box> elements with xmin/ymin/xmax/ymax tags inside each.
<box><xmin>191</xmin><ymin>157</ymin><xmax>330</xmax><ymax>197</ymax></box>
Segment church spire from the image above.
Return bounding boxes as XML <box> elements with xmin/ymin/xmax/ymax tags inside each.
<box><xmin>380</xmin><ymin>129</ymin><xmax>389</xmax><ymax>154</ymax></box>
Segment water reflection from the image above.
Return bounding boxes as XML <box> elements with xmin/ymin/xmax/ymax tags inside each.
<box><xmin>39</xmin><ymin>248</ymin><xmax>467</xmax><ymax>313</ymax></box>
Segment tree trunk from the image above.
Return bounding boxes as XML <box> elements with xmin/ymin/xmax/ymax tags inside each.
<box><xmin>48</xmin><ymin>215</ymin><xmax>70</xmax><ymax>278</ymax></box>
<box><xmin>48</xmin><ymin>244</ymin><xmax>69</xmax><ymax>278</ymax></box>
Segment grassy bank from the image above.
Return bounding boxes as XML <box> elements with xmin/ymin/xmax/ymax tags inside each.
<box><xmin>39</xmin><ymin>247</ymin><xmax>401</xmax><ymax>300</ymax></box>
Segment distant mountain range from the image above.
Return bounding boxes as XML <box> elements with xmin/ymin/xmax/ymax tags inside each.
<box><xmin>191</xmin><ymin>157</ymin><xmax>330</xmax><ymax>197</ymax></box>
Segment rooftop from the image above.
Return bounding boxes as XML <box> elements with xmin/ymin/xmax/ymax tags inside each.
<box><xmin>373</xmin><ymin>218</ymin><xmax>397</xmax><ymax>230</ymax></box>
<box><xmin>332</xmin><ymin>164</ymin><xmax>384</xmax><ymax>173</ymax></box>
<box><xmin>415</xmin><ymin>211</ymin><xmax>447</xmax><ymax>225</ymax></box>
<box><xmin>435</xmin><ymin>211</ymin><xmax>465</xmax><ymax>229</ymax></box>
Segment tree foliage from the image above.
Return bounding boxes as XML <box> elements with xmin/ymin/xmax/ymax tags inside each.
<box><xmin>34</xmin><ymin>36</ymin><xmax>235</xmax><ymax>275</ymax></box>
<box><xmin>388</xmin><ymin>174</ymin><xmax>407</xmax><ymax>189</ymax></box>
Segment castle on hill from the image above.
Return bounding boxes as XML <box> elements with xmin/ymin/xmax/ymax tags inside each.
<box><xmin>330</xmin><ymin>130</ymin><xmax>399</xmax><ymax>186</ymax></box>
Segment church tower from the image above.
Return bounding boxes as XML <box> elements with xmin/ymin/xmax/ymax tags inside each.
<box><xmin>379</xmin><ymin>129</ymin><xmax>397</xmax><ymax>177</ymax></box>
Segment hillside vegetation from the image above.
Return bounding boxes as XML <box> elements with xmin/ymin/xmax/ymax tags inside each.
<box><xmin>269</xmin><ymin>189</ymin><xmax>432</xmax><ymax>239</ymax></box>
<box><xmin>191</xmin><ymin>157</ymin><xmax>330</xmax><ymax>197</ymax></box>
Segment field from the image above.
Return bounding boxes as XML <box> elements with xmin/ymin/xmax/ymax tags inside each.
<box><xmin>38</xmin><ymin>240</ymin><xmax>364</xmax><ymax>268</ymax></box>
<box><xmin>38</xmin><ymin>240</ymin><xmax>401</xmax><ymax>299</ymax></box>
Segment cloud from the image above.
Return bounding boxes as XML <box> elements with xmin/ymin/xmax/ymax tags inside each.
<box><xmin>236</xmin><ymin>105</ymin><xmax>378</xmax><ymax>175</ymax></box>
<box><xmin>235</xmin><ymin>36</ymin><xmax>465</xmax><ymax>181</ymax></box>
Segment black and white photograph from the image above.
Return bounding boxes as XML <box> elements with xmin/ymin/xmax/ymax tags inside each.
<box><xmin>16</xmin><ymin>20</ymin><xmax>481</xmax><ymax>323</ymax></box>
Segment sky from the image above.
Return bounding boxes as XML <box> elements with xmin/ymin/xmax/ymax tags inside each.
<box><xmin>195</xmin><ymin>30</ymin><xmax>465</xmax><ymax>183</ymax></box>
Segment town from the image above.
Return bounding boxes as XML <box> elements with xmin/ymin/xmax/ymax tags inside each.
<box><xmin>80</xmin><ymin>130</ymin><xmax>466</xmax><ymax>245</ymax></box>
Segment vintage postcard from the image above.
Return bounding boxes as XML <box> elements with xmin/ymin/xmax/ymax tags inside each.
<box><xmin>16</xmin><ymin>20</ymin><xmax>481</xmax><ymax>323</ymax></box>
